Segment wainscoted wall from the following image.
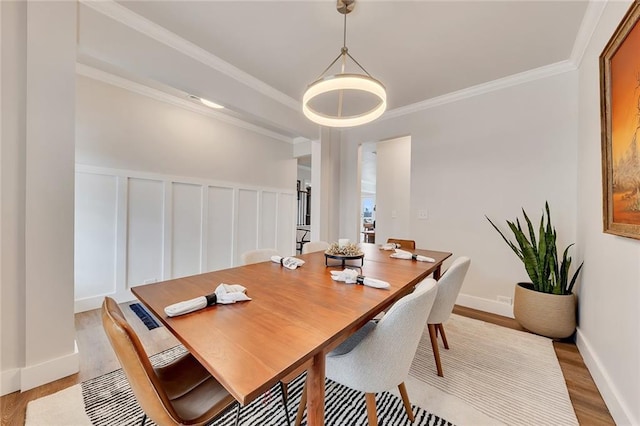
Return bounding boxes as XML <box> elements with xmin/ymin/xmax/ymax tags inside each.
<box><xmin>74</xmin><ymin>165</ymin><xmax>296</xmax><ymax>313</ymax></box>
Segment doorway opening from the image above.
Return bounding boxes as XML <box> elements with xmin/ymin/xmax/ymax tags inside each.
<box><xmin>359</xmin><ymin>136</ymin><xmax>411</xmax><ymax>246</ymax></box>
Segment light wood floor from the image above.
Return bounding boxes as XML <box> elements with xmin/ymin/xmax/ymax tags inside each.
<box><xmin>1</xmin><ymin>304</ymin><xmax>614</xmax><ymax>425</ymax></box>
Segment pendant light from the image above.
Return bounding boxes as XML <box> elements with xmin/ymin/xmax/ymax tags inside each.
<box><xmin>302</xmin><ymin>0</ymin><xmax>386</xmax><ymax>128</ymax></box>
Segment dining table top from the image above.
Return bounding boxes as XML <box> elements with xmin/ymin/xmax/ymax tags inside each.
<box><xmin>132</xmin><ymin>243</ymin><xmax>452</xmax><ymax>424</ymax></box>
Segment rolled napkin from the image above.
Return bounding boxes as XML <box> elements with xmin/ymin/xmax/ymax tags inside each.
<box><xmin>270</xmin><ymin>255</ymin><xmax>305</xmax><ymax>270</ymax></box>
<box><xmin>380</xmin><ymin>242</ymin><xmax>401</xmax><ymax>250</ymax></box>
<box><xmin>390</xmin><ymin>248</ymin><xmax>435</xmax><ymax>262</ymax></box>
<box><xmin>164</xmin><ymin>283</ymin><xmax>251</xmax><ymax>317</ymax></box>
<box><xmin>215</xmin><ymin>283</ymin><xmax>252</xmax><ymax>304</ymax></box>
<box><xmin>330</xmin><ymin>269</ymin><xmax>390</xmax><ymax>289</ymax></box>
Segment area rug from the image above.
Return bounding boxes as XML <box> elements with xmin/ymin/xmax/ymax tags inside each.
<box><xmin>28</xmin><ymin>345</ymin><xmax>452</xmax><ymax>426</ymax></box>
<box><xmin>409</xmin><ymin>314</ymin><xmax>578</xmax><ymax>426</ymax></box>
<box><xmin>26</xmin><ymin>314</ymin><xmax>578</xmax><ymax>425</ymax></box>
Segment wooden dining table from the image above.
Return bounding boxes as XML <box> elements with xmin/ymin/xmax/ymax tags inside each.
<box><xmin>132</xmin><ymin>243</ymin><xmax>452</xmax><ymax>426</ymax></box>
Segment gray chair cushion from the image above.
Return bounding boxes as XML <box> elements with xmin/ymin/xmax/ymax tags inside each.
<box><xmin>328</xmin><ymin>321</ymin><xmax>377</xmax><ymax>356</ymax></box>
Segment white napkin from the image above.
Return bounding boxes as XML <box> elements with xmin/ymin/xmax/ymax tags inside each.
<box><xmin>390</xmin><ymin>248</ymin><xmax>435</xmax><ymax>262</ymax></box>
<box><xmin>164</xmin><ymin>283</ymin><xmax>251</xmax><ymax>317</ymax></box>
<box><xmin>330</xmin><ymin>269</ymin><xmax>390</xmax><ymax>289</ymax></box>
<box><xmin>164</xmin><ymin>296</ymin><xmax>208</xmax><ymax>317</ymax></box>
<box><xmin>380</xmin><ymin>243</ymin><xmax>401</xmax><ymax>250</ymax></box>
<box><xmin>270</xmin><ymin>255</ymin><xmax>305</xmax><ymax>270</ymax></box>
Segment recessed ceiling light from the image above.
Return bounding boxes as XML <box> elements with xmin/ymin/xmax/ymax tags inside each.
<box><xmin>188</xmin><ymin>95</ymin><xmax>224</xmax><ymax>109</ymax></box>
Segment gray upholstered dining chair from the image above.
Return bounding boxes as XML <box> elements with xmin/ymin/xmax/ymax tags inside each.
<box><xmin>301</xmin><ymin>240</ymin><xmax>330</xmax><ymax>254</ymax></box>
<box><xmin>427</xmin><ymin>256</ymin><xmax>471</xmax><ymax>376</ymax></box>
<box><xmin>295</xmin><ymin>278</ymin><xmax>439</xmax><ymax>426</ymax></box>
<box><xmin>240</xmin><ymin>248</ymin><xmax>280</xmax><ymax>265</ymax></box>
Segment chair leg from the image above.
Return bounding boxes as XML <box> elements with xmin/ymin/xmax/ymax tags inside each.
<box><xmin>139</xmin><ymin>413</ymin><xmax>147</xmax><ymax>426</ymax></box>
<box><xmin>428</xmin><ymin>324</ymin><xmax>444</xmax><ymax>377</ymax></box>
<box><xmin>280</xmin><ymin>381</ymin><xmax>292</xmax><ymax>426</ymax></box>
<box><xmin>234</xmin><ymin>402</ymin><xmax>241</xmax><ymax>426</ymax></box>
<box><xmin>398</xmin><ymin>382</ymin><xmax>415</xmax><ymax>422</ymax></box>
<box><xmin>365</xmin><ymin>393</ymin><xmax>378</xmax><ymax>426</ymax></box>
<box><xmin>295</xmin><ymin>379</ymin><xmax>307</xmax><ymax>426</ymax></box>
<box><xmin>437</xmin><ymin>323</ymin><xmax>449</xmax><ymax>349</ymax></box>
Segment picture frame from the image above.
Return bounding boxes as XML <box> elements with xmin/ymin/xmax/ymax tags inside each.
<box><xmin>600</xmin><ymin>1</ymin><xmax>640</xmax><ymax>239</ymax></box>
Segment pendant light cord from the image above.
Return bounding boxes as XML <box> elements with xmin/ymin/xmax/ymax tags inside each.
<box><xmin>310</xmin><ymin>1</ymin><xmax>375</xmax><ymax>81</ymax></box>
<box><xmin>343</xmin><ymin>10</ymin><xmax>347</xmax><ymax>49</ymax></box>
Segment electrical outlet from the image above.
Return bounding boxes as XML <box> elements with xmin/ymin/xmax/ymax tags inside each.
<box><xmin>497</xmin><ymin>296</ymin><xmax>512</xmax><ymax>305</ymax></box>
<box><xmin>417</xmin><ymin>209</ymin><xmax>428</xmax><ymax>220</ymax></box>
<box><xmin>143</xmin><ymin>278</ymin><xmax>157</xmax><ymax>285</ymax></box>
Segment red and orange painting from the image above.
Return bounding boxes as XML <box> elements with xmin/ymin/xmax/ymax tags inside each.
<box><xmin>601</xmin><ymin>1</ymin><xmax>640</xmax><ymax>238</ymax></box>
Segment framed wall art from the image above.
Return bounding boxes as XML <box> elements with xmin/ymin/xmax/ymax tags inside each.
<box><xmin>600</xmin><ymin>1</ymin><xmax>640</xmax><ymax>239</ymax></box>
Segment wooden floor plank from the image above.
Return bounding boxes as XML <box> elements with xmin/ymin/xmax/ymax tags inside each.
<box><xmin>0</xmin><ymin>303</ymin><xmax>614</xmax><ymax>425</ymax></box>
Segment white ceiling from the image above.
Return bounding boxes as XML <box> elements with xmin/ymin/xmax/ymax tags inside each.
<box><xmin>77</xmin><ymin>0</ymin><xmax>592</xmax><ymax>141</ymax></box>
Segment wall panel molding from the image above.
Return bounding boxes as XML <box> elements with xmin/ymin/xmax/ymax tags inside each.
<box><xmin>74</xmin><ymin>165</ymin><xmax>295</xmax><ymax>312</ymax></box>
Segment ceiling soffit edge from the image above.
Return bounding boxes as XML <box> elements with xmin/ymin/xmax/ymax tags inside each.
<box><xmin>79</xmin><ymin>0</ymin><xmax>299</xmax><ymax>111</ymax></box>
<box><xmin>76</xmin><ymin>63</ymin><xmax>294</xmax><ymax>144</ymax></box>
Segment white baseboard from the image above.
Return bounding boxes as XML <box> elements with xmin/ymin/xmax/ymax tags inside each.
<box><xmin>74</xmin><ymin>290</ymin><xmax>138</xmax><ymax>313</ymax></box>
<box><xmin>1</xmin><ymin>368</ymin><xmax>21</xmax><ymax>396</ymax></box>
<box><xmin>576</xmin><ymin>328</ymin><xmax>637</xmax><ymax>426</ymax></box>
<box><xmin>456</xmin><ymin>293</ymin><xmax>514</xmax><ymax>318</ymax></box>
<box><xmin>20</xmin><ymin>341</ymin><xmax>80</xmax><ymax>391</ymax></box>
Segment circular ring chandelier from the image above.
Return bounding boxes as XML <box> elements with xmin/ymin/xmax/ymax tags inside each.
<box><xmin>302</xmin><ymin>0</ymin><xmax>387</xmax><ymax>128</ymax></box>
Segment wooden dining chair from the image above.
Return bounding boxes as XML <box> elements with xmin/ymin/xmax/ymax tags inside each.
<box><xmin>387</xmin><ymin>238</ymin><xmax>416</xmax><ymax>249</ymax></box>
<box><xmin>103</xmin><ymin>298</ymin><xmax>293</xmax><ymax>425</ymax></box>
<box><xmin>101</xmin><ymin>297</ymin><xmax>241</xmax><ymax>426</ymax></box>
<box><xmin>427</xmin><ymin>256</ymin><xmax>471</xmax><ymax>376</ymax></box>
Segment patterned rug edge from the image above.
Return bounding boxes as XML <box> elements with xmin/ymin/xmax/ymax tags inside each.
<box><xmin>81</xmin><ymin>345</ymin><xmax>454</xmax><ymax>426</ymax></box>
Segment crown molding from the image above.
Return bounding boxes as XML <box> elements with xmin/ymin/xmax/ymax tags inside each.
<box><xmin>79</xmin><ymin>0</ymin><xmax>299</xmax><ymax>111</ymax></box>
<box><xmin>382</xmin><ymin>60</ymin><xmax>577</xmax><ymax>121</ymax></box>
<box><xmin>570</xmin><ymin>0</ymin><xmax>608</xmax><ymax>67</ymax></box>
<box><xmin>382</xmin><ymin>0</ymin><xmax>605</xmax><ymax>121</ymax></box>
<box><xmin>76</xmin><ymin>63</ymin><xmax>294</xmax><ymax>144</ymax></box>
<box><xmin>80</xmin><ymin>0</ymin><xmax>603</xmax><ymax>129</ymax></box>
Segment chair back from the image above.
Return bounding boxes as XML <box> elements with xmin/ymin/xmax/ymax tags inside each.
<box><xmin>101</xmin><ymin>297</ymin><xmax>180</xmax><ymax>425</ymax></box>
<box><xmin>241</xmin><ymin>248</ymin><xmax>279</xmax><ymax>265</ymax></box>
<box><xmin>301</xmin><ymin>241</ymin><xmax>330</xmax><ymax>254</ymax></box>
<box><xmin>428</xmin><ymin>256</ymin><xmax>471</xmax><ymax>324</ymax></box>
<box><xmin>386</xmin><ymin>238</ymin><xmax>416</xmax><ymax>249</ymax></box>
<box><xmin>326</xmin><ymin>279</ymin><xmax>438</xmax><ymax>392</ymax></box>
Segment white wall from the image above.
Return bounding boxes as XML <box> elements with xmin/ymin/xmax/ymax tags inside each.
<box><xmin>297</xmin><ymin>165</ymin><xmax>311</xmax><ymax>188</ymax></box>
<box><xmin>314</xmin><ymin>129</ymin><xmax>342</xmax><ymax>243</ymax></box>
<box><xmin>1</xmin><ymin>0</ymin><xmax>27</xmax><ymax>396</ymax></box>
<box><xmin>1</xmin><ymin>1</ymin><xmax>78</xmax><ymax>395</ymax></box>
<box><xmin>576</xmin><ymin>1</ymin><xmax>639</xmax><ymax>424</ymax></box>
<box><xmin>74</xmin><ymin>76</ymin><xmax>298</xmax><ymax>312</ymax></box>
<box><xmin>342</xmin><ymin>71</ymin><xmax>579</xmax><ymax>318</ymax></box>
<box><xmin>76</xmin><ymin>76</ymin><xmax>295</xmax><ymax>189</ymax></box>
<box><xmin>375</xmin><ymin>136</ymin><xmax>411</xmax><ymax>245</ymax></box>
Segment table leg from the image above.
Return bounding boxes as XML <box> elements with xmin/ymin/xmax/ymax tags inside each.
<box><xmin>306</xmin><ymin>352</ymin><xmax>325</xmax><ymax>426</ymax></box>
<box><xmin>434</xmin><ymin>265</ymin><xmax>442</xmax><ymax>280</ymax></box>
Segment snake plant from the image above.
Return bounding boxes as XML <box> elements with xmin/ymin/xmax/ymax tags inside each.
<box><xmin>486</xmin><ymin>202</ymin><xmax>583</xmax><ymax>295</ymax></box>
